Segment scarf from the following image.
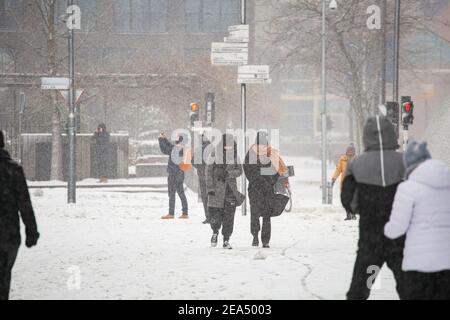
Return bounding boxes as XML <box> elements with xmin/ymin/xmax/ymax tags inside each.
<box><xmin>251</xmin><ymin>144</ymin><xmax>288</xmax><ymax>175</ymax></box>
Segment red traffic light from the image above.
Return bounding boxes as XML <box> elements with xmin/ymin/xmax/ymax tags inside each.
<box><xmin>403</xmin><ymin>103</ymin><xmax>412</xmax><ymax>113</ymax></box>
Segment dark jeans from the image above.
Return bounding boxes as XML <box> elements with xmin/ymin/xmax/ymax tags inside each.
<box><xmin>347</xmin><ymin>242</ymin><xmax>405</xmax><ymax>300</ymax></box>
<box><xmin>209</xmin><ymin>201</ymin><xmax>236</xmax><ymax>241</ymax></box>
<box><xmin>251</xmin><ymin>214</ymin><xmax>271</xmax><ymax>245</ymax></box>
<box><xmin>0</xmin><ymin>245</ymin><xmax>19</xmax><ymax>300</ymax></box>
<box><xmin>168</xmin><ymin>173</ymin><xmax>188</xmax><ymax>215</ymax></box>
<box><xmin>198</xmin><ymin>178</ymin><xmax>209</xmax><ymax>220</ymax></box>
<box><xmin>404</xmin><ymin>270</ymin><xmax>450</xmax><ymax>300</ymax></box>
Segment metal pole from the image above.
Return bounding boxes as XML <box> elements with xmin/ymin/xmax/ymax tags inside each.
<box><xmin>393</xmin><ymin>0</ymin><xmax>401</xmax><ymax>102</ymax></box>
<box><xmin>321</xmin><ymin>0</ymin><xmax>328</xmax><ymax>204</ymax></box>
<box><xmin>241</xmin><ymin>0</ymin><xmax>247</xmax><ymax>216</ymax></box>
<box><xmin>380</xmin><ymin>0</ymin><xmax>387</xmax><ymax>106</ymax></box>
<box><xmin>68</xmin><ymin>0</ymin><xmax>76</xmax><ymax>203</ymax></box>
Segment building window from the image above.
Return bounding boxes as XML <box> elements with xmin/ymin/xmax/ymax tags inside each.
<box><xmin>185</xmin><ymin>0</ymin><xmax>240</xmax><ymax>33</ymax></box>
<box><xmin>113</xmin><ymin>0</ymin><xmax>168</xmax><ymax>33</ymax></box>
<box><xmin>0</xmin><ymin>48</ymin><xmax>15</xmax><ymax>73</ymax></box>
<box><xmin>0</xmin><ymin>0</ymin><xmax>24</xmax><ymax>31</ymax></box>
<box><xmin>56</xmin><ymin>0</ymin><xmax>97</xmax><ymax>31</ymax></box>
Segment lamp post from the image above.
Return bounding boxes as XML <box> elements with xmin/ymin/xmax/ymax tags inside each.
<box><xmin>321</xmin><ymin>0</ymin><xmax>337</xmax><ymax>204</ymax></box>
<box><xmin>67</xmin><ymin>0</ymin><xmax>76</xmax><ymax>203</ymax></box>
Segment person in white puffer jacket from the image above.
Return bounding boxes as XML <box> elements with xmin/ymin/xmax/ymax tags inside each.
<box><xmin>385</xmin><ymin>140</ymin><xmax>450</xmax><ymax>300</ymax></box>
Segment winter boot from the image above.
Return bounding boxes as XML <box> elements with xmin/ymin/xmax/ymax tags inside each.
<box><xmin>223</xmin><ymin>240</ymin><xmax>233</xmax><ymax>250</ymax></box>
<box><xmin>262</xmin><ymin>243</ymin><xmax>270</xmax><ymax>249</ymax></box>
<box><xmin>211</xmin><ymin>233</ymin><xmax>218</xmax><ymax>247</ymax></box>
<box><xmin>179</xmin><ymin>213</ymin><xmax>189</xmax><ymax>219</ymax></box>
<box><xmin>202</xmin><ymin>219</ymin><xmax>210</xmax><ymax>224</ymax></box>
<box><xmin>344</xmin><ymin>212</ymin><xmax>353</xmax><ymax>221</ymax></box>
<box><xmin>161</xmin><ymin>214</ymin><xmax>175</xmax><ymax>220</ymax></box>
<box><xmin>351</xmin><ymin>214</ymin><xmax>357</xmax><ymax>220</ymax></box>
<box><xmin>252</xmin><ymin>236</ymin><xmax>259</xmax><ymax>247</ymax></box>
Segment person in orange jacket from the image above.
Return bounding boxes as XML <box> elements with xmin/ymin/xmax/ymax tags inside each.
<box><xmin>332</xmin><ymin>144</ymin><xmax>356</xmax><ymax>220</ymax></box>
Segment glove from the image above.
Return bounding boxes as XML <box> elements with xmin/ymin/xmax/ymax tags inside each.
<box><xmin>208</xmin><ymin>191</ymin><xmax>215</xmax><ymax>196</ymax></box>
<box><xmin>215</xmin><ymin>167</ymin><xmax>228</xmax><ymax>182</ymax></box>
<box><xmin>331</xmin><ymin>178</ymin><xmax>336</xmax><ymax>186</ymax></box>
<box><xmin>25</xmin><ymin>229</ymin><xmax>39</xmax><ymax>248</ymax></box>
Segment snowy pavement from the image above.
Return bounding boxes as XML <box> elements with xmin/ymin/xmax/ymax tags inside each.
<box><xmin>10</xmin><ymin>158</ymin><xmax>398</xmax><ymax>300</ymax></box>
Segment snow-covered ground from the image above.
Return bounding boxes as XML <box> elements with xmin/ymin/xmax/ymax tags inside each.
<box><xmin>10</xmin><ymin>158</ymin><xmax>398</xmax><ymax>300</ymax></box>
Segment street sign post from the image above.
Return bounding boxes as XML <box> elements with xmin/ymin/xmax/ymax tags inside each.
<box><xmin>238</xmin><ymin>65</ymin><xmax>271</xmax><ymax>84</ymax></box>
<box><xmin>211</xmin><ymin>52</ymin><xmax>248</xmax><ymax>66</ymax></box>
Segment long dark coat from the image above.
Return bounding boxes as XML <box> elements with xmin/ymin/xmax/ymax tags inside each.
<box><xmin>243</xmin><ymin>148</ymin><xmax>279</xmax><ymax>218</ymax></box>
<box><xmin>91</xmin><ymin>130</ymin><xmax>111</xmax><ymax>178</ymax></box>
<box><xmin>0</xmin><ymin>149</ymin><xmax>38</xmax><ymax>247</ymax></box>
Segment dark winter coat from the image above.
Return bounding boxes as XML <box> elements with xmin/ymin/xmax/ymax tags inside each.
<box><xmin>91</xmin><ymin>128</ymin><xmax>111</xmax><ymax>177</ymax></box>
<box><xmin>158</xmin><ymin>137</ymin><xmax>185</xmax><ymax>177</ymax></box>
<box><xmin>0</xmin><ymin>149</ymin><xmax>39</xmax><ymax>247</ymax></box>
<box><xmin>243</xmin><ymin>148</ymin><xmax>279</xmax><ymax>218</ymax></box>
<box><xmin>341</xmin><ymin>116</ymin><xmax>405</xmax><ymax>249</ymax></box>
<box><xmin>205</xmin><ymin>139</ymin><xmax>245</xmax><ymax>209</ymax></box>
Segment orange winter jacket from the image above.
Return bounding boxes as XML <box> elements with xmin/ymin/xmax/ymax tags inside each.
<box><xmin>332</xmin><ymin>155</ymin><xmax>351</xmax><ymax>189</ymax></box>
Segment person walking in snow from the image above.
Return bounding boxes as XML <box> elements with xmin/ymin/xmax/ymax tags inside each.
<box><xmin>385</xmin><ymin>141</ymin><xmax>450</xmax><ymax>300</ymax></box>
<box><xmin>341</xmin><ymin>116</ymin><xmax>406</xmax><ymax>300</ymax></box>
<box><xmin>332</xmin><ymin>144</ymin><xmax>357</xmax><ymax>220</ymax></box>
<box><xmin>0</xmin><ymin>130</ymin><xmax>39</xmax><ymax>300</ymax></box>
<box><xmin>244</xmin><ymin>131</ymin><xmax>289</xmax><ymax>249</ymax></box>
<box><xmin>193</xmin><ymin>134</ymin><xmax>212</xmax><ymax>224</ymax></box>
<box><xmin>206</xmin><ymin>134</ymin><xmax>245</xmax><ymax>249</ymax></box>
<box><xmin>91</xmin><ymin>123</ymin><xmax>111</xmax><ymax>183</ymax></box>
<box><xmin>159</xmin><ymin>132</ymin><xmax>189</xmax><ymax>220</ymax></box>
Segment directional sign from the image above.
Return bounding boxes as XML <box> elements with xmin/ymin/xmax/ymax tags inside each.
<box><xmin>211</xmin><ymin>42</ymin><xmax>248</xmax><ymax>53</ymax></box>
<box><xmin>211</xmin><ymin>52</ymin><xmax>248</xmax><ymax>66</ymax></box>
<box><xmin>41</xmin><ymin>77</ymin><xmax>70</xmax><ymax>90</ymax></box>
<box><xmin>228</xmin><ymin>24</ymin><xmax>249</xmax><ymax>32</ymax></box>
<box><xmin>239</xmin><ymin>65</ymin><xmax>269</xmax><ymax>74</ymax></box>
<box><xmin>224</xmin><ymin>36</ymin><xmax>249</xmax><ymax>43</ymax></box>
<box><xmin>238</xmin><ymin>78</ymin><xmax>272</xmax><ymax>84</ymax></box>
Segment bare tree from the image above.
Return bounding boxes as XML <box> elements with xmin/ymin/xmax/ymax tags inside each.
<box><xmin>269</xmin><ymin>0</ymin><xmax>431</xmax><ymax>150</ymax></box>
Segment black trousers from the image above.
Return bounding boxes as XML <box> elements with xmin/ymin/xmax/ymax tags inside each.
<box><xmin>0</xmin><ymin>245</ymin><xmax>19</xmax><ymax>300</ymax></box>
<box><xmin>347</xmin><ymin>242</ymin><xmax>405</xmax><ymax>300</ymax></box>
<box><xmin>209</xmin><ymin>201</ymin><xmax>236</xmax><ymax>241</ymax></box>
<box><xmin>251</xmin><ymin>213</ymin><xmax>271</xmax><ymax>245</ymax></box>
<box><xmin>198</xmin><ymin>178</ymin><xmax>209</xmax><ymax>220</ymax></box>
<box><xmin>168</xmin><ymin>173</ymin><xmax>188</xmax><ymax>215</ymax></box>
<box><xmin>404</xmin><ymin>270</ymin><xmax>450</xmax><ymax>300</ymax></box>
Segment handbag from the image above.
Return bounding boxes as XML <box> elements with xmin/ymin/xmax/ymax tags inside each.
<box><xmin>271</xmin><ymin>176</ymin><xmax>290</xmax><ymax>217</ymax></box>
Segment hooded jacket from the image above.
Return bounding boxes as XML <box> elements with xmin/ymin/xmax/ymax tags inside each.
<box><xmin>341</xmin><ymin>116</ymin><xmax>405</xmax><ymax>247</ymax></box>
<box><xmin>205</xmin><ymin>135</ymin><xmax>245</xmax><ymax>209</ymax></box>
<box><xmin>385</xmin><ymin>159</ymin><xmax>450</xmax><ymax>272</ymax></box>
<box><xmin>0</xmin><ymin>149</ymin><xmax>39</xmax><ymax>247</ymax></box>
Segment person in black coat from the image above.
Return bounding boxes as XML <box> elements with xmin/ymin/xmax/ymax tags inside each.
<box><xmin>341</xmin><ymin>116</ymin><xmax>406</xmax><ymax>300</ymax></box>
<box><xmin>159</xmin><ymin>132</ymin><xmax>189</xmax><ymax>219</ymax></box>
<box><xmin>91</xmin><ymin>123</ymin><xmax>111</xmax><ymax>183</ymax></box>
<box><xmin>206</xmin><ymin>134</ymin><xmax>245</xmax><ymax>249</ymax></box>
<box><xmin>193</xmin><ymin>134</ymin><xmax>212</xmax><ymax>224</ymax></box>
<box><xmin>0</xmin><ymin>130</ymin><xmax>39</xmax><ymax>300</ymax></box>
<box><xmin>243</xmin><ymin>132</ymin><xmax>280</xmax><ymax>248</ymax></box>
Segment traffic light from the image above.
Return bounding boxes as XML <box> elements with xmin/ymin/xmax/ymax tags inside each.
<box><xmin>189</xmin><ymin>102</ymin><xmax>200</xmax><ymax>127</ymax></box>
<box><xmin>385</xmin><ymin>101</ymin><xmax>400</xmax><ymax>137</ymax></box>
<box><xmin>401</xmin><ymin>96</ymin><xmax>414</xmax><ymax>129</ymax></box>
<box><xmin>205</xmin><ymin>92</ymin><xmax>215</xmax><ymax>127</ymax></box>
